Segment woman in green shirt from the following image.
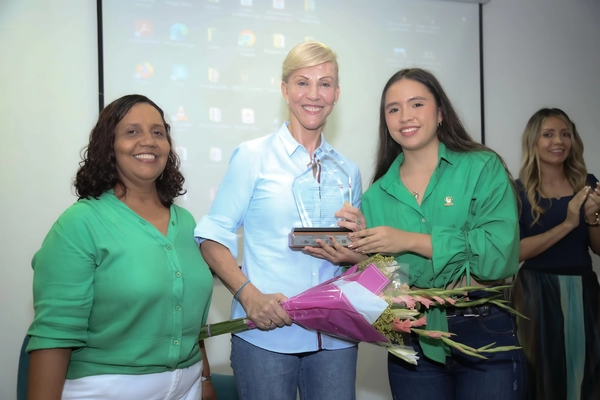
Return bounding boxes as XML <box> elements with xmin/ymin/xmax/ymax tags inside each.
<box><xmin>308</xmin><ymin>68</ymin><xmax>525</xmax><ymax>400</ymax></box>
<box><xmin>26</xmin><ymin>95</ymin><xmax>215</xmax><ymax>400</ymax></box>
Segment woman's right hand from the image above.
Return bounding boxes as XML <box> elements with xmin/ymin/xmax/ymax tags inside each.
<box><xmin>565</xmin><ymin>186</ymin><xmax>591</xmax><ymax>229</ymax></box>
<box><xmin>238</xmin><ymin>285</ymin><xmax>293</xmax><ymax>330</ymax></box>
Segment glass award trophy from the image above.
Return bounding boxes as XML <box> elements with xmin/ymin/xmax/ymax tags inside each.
<box><xmin>289</xmin><ymin>153</ymin><xmax>353</xmax><ymax>249</ymax></box>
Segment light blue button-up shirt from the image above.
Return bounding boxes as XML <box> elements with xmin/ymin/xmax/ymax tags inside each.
<box><xmin>194</xmin><ymin>122</ymin><xmax>362</xmax><ymax>353</ymax></box>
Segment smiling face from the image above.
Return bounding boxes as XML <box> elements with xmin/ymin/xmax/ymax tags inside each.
<box><xmin>281</xmin><ymin>61</ymin><xmax>340</xmax><ymax>137</ymax></box>
<box><xmin>383</xmin><ymin>78</ymin><xmax>442</xmax><ymax>152</ymax></box>
<box><xmin>113</xmin><ymin>102</ymin><xmax>170</xmax><ymax>190</ymax></box>
<box><xmin>536</xmin><ymin>115</ymin><xmax>572</xmax><ymax>167</ymax></box>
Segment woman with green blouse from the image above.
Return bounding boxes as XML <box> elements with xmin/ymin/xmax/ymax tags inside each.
<box><xmin>26</xmin><ymin>95</ymin><xmax>215</xmax><ymax>400</ymax></box>
<box><xmin>306</xmin><ymin>68</ymin><xmax>525</xmax><ymax>400</ymax></box>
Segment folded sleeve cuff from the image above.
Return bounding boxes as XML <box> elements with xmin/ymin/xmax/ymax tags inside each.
<box><xmin>194</xmin><ymin>216</ymin><xmax>239</xmax><ymax>258</ymax></box>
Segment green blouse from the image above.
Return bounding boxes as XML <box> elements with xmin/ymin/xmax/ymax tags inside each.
<box><xmin>361</xmin><ymin>143</ymin><xmax>519</xmax><ymax>363</ymax></box>
<box><xmin>27</xmin><ymin>191</ymin><xmax>213</xmax><ymax>379</ymax></box>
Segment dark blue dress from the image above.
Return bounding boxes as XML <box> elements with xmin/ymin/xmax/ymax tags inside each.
<box><xmin>513</xmin><ymin>174</ymin><xmax>600</xmax><ymax>400</ymax></box>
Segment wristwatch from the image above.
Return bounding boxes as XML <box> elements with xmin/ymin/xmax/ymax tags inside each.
<box><xmin>201</xmin><ymin>375</ymin><xmax>212</xmax><ymax>382</ymax></box>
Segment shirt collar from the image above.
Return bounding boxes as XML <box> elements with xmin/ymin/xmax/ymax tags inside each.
<box><xmin>436</xmin><ymin>142</ymin><xmax>455</xmax><ymax>166</ymax></box>
<box><xmin>277</xmin><ymin>122</ymin><xmax>332</xmax><ymax>157</ymax></box>
<box><xmin>381</xmin><ymin>142</ymin><xmax>456</xmax><ymax>188</ymax></box>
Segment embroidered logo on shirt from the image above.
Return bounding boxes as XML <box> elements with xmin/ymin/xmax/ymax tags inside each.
<box><xmin>444</xmin><ymin>196</ymin><xmax>453</xmax><ymax>206</ymax></box>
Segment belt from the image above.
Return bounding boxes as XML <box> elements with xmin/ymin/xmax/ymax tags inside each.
<box><xmin>445</xmin><ymin>305</ymin><xmax>491</xmax><ymax>318</ymax></box>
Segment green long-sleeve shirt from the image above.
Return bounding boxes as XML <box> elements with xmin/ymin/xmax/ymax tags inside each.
<box><xmin>27</xmin><ymin>191</ymin><xmax>213</xmax><ymax>379</ymax></box>
<box><xmin>361</xmin><ymin>143</ymin><xmax>519</xmax><ymax>363</ymax></box>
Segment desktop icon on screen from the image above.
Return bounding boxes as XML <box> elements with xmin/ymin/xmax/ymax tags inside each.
<box><xmin>134</xmin><ymin>20</ymin><xmax>153</xmax><ymax>37</ymax></box>
<box><xmin>208</xmin><ymin>68</ymin><xmax>220</xmax><ymax>83</ymax></box>
<box><xmin>210</xmin><ymin>147</ymin><xmax>223</xmax><ymax>162</ymax></box>
<box><xmin>175</xmin><ymin>106</ymin><xmax>188</xmax><ymax>121</ymax></box>
<box><xmin>209</xmin><ymin>107</ymin><xmax>222</xmax><ymax>122</ymax></box>
<box><xmin>171</xmin><ymin>64</ymin><xmax>189</xmax><ymax>80</ymax></box>
<box><xmin>273</xmin><ymin>34</ymin><xmax>285</xmax><ymax>48</ymax></box>
<box><xmin>304</xmin><ymin>0</ymin><xmax>315</xmax><ymax>11</ymax></box>
<box><xmin>273</xmin><ymin>0</ymin><xmax>284</xmax><ymax>10</ymax></box>
<box><xmin>170</xmin><ymin>23</ymin><xmax>189</xmax><ymax>41</ymax></box>
<box><xmin>393</xmin><ymin>48</ymin><xmax>407</xmax><ymax>58</ymax></box>
<box><xmin>135</xmin><ymin>62</ymin><xmax>154</xmax><ymax>79</ymax></box>
<box><xmin>238</xmin><ymin>30</ymin><xmax>256</xmax><ymax>46</ymax></box>
<box><xmin>207</xmin><ymin>28</ymin><xmax>216</xmax><ymax>42</ymax></box>
<box><xmin>242</xmin><ymin>108</ymin><xmax>255</xmax><ymax>124</ymax></box>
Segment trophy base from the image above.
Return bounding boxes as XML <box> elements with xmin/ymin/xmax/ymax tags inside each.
<box><xmin>288</xmin><ymin>227</ymin><xmax>352</xmax><ymax>249</ymax></box>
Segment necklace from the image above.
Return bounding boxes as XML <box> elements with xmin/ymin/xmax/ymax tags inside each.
<box><xmin>400</xmin><ymin>168</ymin><xmax>428</xmax><ymax>201</ymax></box>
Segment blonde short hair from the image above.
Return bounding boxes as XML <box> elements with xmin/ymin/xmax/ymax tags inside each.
<box><xmin>281</xmin><ymin>41</ymin><xmax>339</xmax><ymax>83</ymax></box>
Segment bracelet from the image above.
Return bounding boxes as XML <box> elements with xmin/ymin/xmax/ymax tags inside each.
<box><xmin>234</xmin><ymin>279</ymin><xmax>250</xmax><ymax>302</ymax></box>
<box><xmin>201</xmin><ymin>375</ymin><xmax>212</xmax><ymax>382</ymax></box>
<box><xmin>585</xmin><ymin>212</ymin><xmax>600</xmax><ymax>226</ymax></box>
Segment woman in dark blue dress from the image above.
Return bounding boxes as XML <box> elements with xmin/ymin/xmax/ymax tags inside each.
<box><xmin>513</xmin><ymin>108</ymin><xmax>600</xmax><ymax>400</ymax></box>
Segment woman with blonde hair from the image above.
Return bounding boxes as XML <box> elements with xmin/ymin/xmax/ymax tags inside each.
<box><xmin>194</xmin><ymin>41</ymin><xmax>362</xmax><ymax>400</ymax></box>
<box><xmin>512</xmin><ymin>107</ymin><xmax>600</xmax><ymax>400</ymax></box>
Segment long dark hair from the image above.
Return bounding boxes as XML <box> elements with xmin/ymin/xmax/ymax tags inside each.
<box><xmin>372</xmin><ymin>68</ymin><xmax>494</xmax><ymax>184</ymax></box>
<box><xmin>74</xmin><ymin>94</ymin><xmax>185</xmax><ymax>207</ymax></box>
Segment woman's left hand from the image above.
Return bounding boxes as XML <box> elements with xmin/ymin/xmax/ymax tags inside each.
<box><xmin>303</xmin><ymin>236</ymin><xmax>367</xmax><ymax>265</ymax></box>
<box><xmin>348</xmin><ymin>226</ymin><xmax>406</xmax><ymax>255</ymax></box>
<box><xmin>585</xmin><ymin>182</ymin><xmax>600</xmax><ymax>218</ymax></box>
<box><xmin>201</xmin><ymin>380</ymin><xmax>218</xmax><ymax>400</ymax></box>
<box><xmin>335</xmin><ymin>203</ymin><xmax>366</xmax><ymax>232</ymax></box>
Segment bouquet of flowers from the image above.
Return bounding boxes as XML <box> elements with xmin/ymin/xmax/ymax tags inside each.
<box><xmin>200</xmin><ymin>255</ymin><xmax>523</xmax><ymax>365</ymax></box>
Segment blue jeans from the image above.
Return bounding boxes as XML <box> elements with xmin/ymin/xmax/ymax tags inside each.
<box><xmin>388</xmin><ymin>306</ymin><xmax>526</xmax><ymax>400</ymax></box>
<box><xmin>230</xmin><ymin>335</ymin><xmax>357</xmax><ymax>400</ymax></box>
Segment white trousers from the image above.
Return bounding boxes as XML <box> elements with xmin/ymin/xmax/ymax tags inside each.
<box><xmin>62</xmin><ymin>362</ymin><xmax>202</xmax><ymax>400</ymax></box>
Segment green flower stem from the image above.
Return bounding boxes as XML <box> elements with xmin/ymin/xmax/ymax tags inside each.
<box><xmin>199</xmin><ymin>318</ymin><xmax>251</xmax><ymax>341</ymax></box>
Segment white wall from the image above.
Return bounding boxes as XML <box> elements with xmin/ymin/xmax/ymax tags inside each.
<box><xmin>482</xmin><ymin>0</ymin><xmax>600</xmax><ymax>274</ymax></box>
<box><xmin>1</xmin><ymin>1</ymin><xmax>599</xmax><ymax>399</ymax></box>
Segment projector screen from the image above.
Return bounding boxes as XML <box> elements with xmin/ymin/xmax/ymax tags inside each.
<box><xmin>100</xmin><ymin>0</ymin><xmax>481</xmax><ymax>228</ymax></box>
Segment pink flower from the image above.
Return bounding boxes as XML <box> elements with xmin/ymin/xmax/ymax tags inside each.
<box><xmin>432</xmin><ymin>296</ymin><xmax>445</xmax><ymax>304</ymax></box>
<box><xmin>444</xmin><ymin>297</ymin><xmax>457</xmax><ymax>305</ymax></box>
<box><xmin>392</xmin><ymin>318</ymin><xmax>412</xmax><ymax>333</ymax></box>
<box><xmin>410</xmin><ymin>315</ymin><xmax>427</xmax><ymax>328</ymax></box>
<box><xmin>424</xmin><ymin>330</ymin><xmax>452</xmax><ymax>339</ymax></box>
<box><xmin>392</xmin><ymin>295</ymin><xmax>417</xmax><ymax>309</ymax></box>
<box><xmin>414</xmin><ymin>295</ymin><xmax>433</xmax><ymax>309</ymax></box>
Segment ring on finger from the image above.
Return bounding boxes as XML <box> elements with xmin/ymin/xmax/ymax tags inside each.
<box><xmin>355</xmin><ymin>219</ymin><xmax>361</xmax><ymax>225</ymax></box>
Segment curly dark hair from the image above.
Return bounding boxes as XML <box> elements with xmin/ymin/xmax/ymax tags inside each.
<box><xmin>74</xmin><ymin>94</ymin><xmax>185</xmax><ymax>207</ymax></box>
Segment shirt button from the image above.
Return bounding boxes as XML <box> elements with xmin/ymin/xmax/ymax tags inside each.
<box><xmin>166</xmin><ymin>245</ymin><xmax>172</xmax><ymax>250</ymax></box>
<box><xmin>173</xmin><ymin>340</ymin><xmax>179</xmax><ymax>345</ymax></box>
<box><xmin>421</xmin><ymin>218</ymin><xmax>426</xmax><ymax>223</ymax></box>
<box><xmin>176</xmin><ymin>272</ymin><xmax>182</xmax><ymax>277</ymax></box>
<box><xmin>176</xmin><ymin>305</ymin><xmax>181</xmax><ymax>311</ymax></box>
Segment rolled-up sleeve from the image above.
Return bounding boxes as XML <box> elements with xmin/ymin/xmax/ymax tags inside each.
<box><xmin>27</xmin><ymin>206</ymin><xmax>96</xmax><ymax>351</ymax></box>
<box><xmin>430</xmin><ymin>155</ymin><xmax>519</xmax><ymax>284</ymax></box>
<box><xmin>194</xmin><ymin>145</ymin><xmax>256</xmax><ymax>258</ymax></box>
